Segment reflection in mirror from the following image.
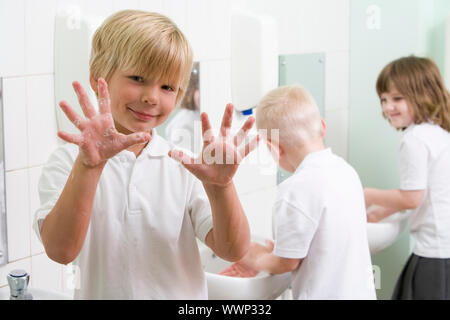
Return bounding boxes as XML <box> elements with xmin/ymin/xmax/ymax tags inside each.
<box><xmin>158</xmin><ymin>62</ymin><xmax>201</xmax><ymax>154</ymax></box>
<box><xmin>0</xmin><ymin>78</ymin><xmax>7</xmax><ymax>266</ymax></box>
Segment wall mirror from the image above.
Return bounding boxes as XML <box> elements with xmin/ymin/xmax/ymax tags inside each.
<box><xmin>0</xmin><ymin>78</ymin><xmax>7</xmax><ymax>266</ymax></box>
<box><xmin>157</xmin><ymin>62</ymin><xmax>201</xmax><ymax>154</ymax></box>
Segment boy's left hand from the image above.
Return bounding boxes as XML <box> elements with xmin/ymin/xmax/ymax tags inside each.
<box><xmin>219</xmin><ymin>240</ymin><xmax>274</xmax><ymax>278</ymax></box>
<box><xmin>169</xmin><ymin>103</ymin><xmax>260</xmax><ymax>186</ymax></box>
<box><xmin>363</xmin><ymin>188</ymin><xmax>374</xmax><ymax>208</ymax></box>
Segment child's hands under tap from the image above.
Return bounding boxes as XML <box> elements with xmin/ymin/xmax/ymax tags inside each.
<box><xmin>57</xmin><ymin>78</ymin><xmax>151</xmax><ymax>168</ymax></box>
<box><xmin>219</xmin><ymin>240</ymin><xmax>274</xmax><ymax>278</ymax></box>
<box><xmin>168</xmin><ymin>103</ymin><xmax>260</xmax><ymax>187</ymax></box>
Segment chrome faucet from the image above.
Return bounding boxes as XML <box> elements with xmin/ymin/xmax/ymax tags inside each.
<box><xmin>7</xmin><ymin>269</ymin><xmax>33</xmax><ymax>300</ymax></box>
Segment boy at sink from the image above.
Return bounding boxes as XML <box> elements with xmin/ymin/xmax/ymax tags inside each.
<box><xmin>32</xmin><ymin>10</ymin><xmax>260</xmax><ymax>299</ymax></box>
<box><xmin>221</xmin><ymin>85</ymin><xmax>377</xmax><ymax>300</ymax></box>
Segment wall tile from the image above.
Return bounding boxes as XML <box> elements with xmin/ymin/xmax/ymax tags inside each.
<box><xmin>27</xmin><ymin>75</ymin><xmax>58</xmax><ymax>167</ymax></box>
<box><xmin>324</xmin><ymin>107</ymin><xmax>348</xmax><ymax>160</ymax></box>
<box><xmin>160</xmin><ymin>0</ymin><xmax>188</xmax><ymax>32</ymax></box>
<box><xmin>139</xmin><ymin>0</ymin><xmax>164</xmax><ymax>13</ymax></box>
<box><xmin>25</xmin><ymin>0</ymin><xmax>57</xmax><ymax>75</ymax></box>
<box><xmin>85</xmin><ymin>0</ymin><xmax>114</xmax><ymax>18</ymax></box>
<box><xmin>55</xmin><ymin>0</ymin><xmax>92</xmax><ymax>39</ymax></box>
<box><xmin>239</xmin><ymin>186</ymin><xmax>277</xmax><ymax>239</ymax></box>
<box><xmin>3</xmin><ymin>77</ymin><xmax>28</xmax><ymax>171</ymax></box>
<box><xmin>243</xmin><ymin>0</ymin><xmax>349</xmax><ymax>54</ymax></box>
<box><xmin>55</xmin><ymin>0</ymin><xmax>88</xmax><ymax>17</ymax></box>
<box><xmin>320</xmin><ymin>0</ymin><xmax>350</xmax><ymax>52</ymax></box>
<box><xmin>29</xmin><ymin>166</ymin><xmax>44</xmax><ymax>255</ymax></box>
<box><xmin>186</xmin><ymin>0</ymin><xmax>231</xmax><ymax>61</ymax></box>
<box><xmin>30</xmin><ymin>253</ymin><xmax>62</xmax><ymax>292</ymax></box>
<box><xmin>199</xmin><ymin>60</ymin><xmax>232</xmax><ymax>130</ymax></box>
<box><xmin>234</xmin><ymin>140</ymin><xmax>277</xmax><ymax>195</ymax></box>
<box><xmin>5</xmin><ymin>169</ymin><xmax>30</xmax><ymax>262</ymax></box>
<box><xmin>112</xmin><ymin>0</ymin><xmax>140</xmax><ymax>12</ymax></box>
<box><xmin>0</xmin><ymin>0</ymin><xmax>25</xmax><ymax>77</ymax></box>
<box><xmin>325</xmin><ymin>51</ymin><xmax>350</xmax><ymax>112</ymax></box>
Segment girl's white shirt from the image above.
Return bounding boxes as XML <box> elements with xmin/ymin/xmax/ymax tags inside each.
<box><xmin>33</xmin><ymin>130</ymin><xmax>213</xmax><ymax>299</ymax></box>
<box><xmin>400</xmin><ymin>122</ymin><xmax>450</xmax><ymax>258</ymax></box>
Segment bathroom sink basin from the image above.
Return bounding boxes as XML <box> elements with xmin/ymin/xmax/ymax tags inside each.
<box><xmin>0</xmin><ymin>286</ymin><xmax>72</xmax><ymax>300</ymax></box>
<box><xmin>199</xmin><ymin>236</ymin><xmax>292</xmax><ymax>300</ymax></box>
<box><xmin>367</xmin><ymin>211</ymin><xmax>409</xmax><ymax>254</ymax></box>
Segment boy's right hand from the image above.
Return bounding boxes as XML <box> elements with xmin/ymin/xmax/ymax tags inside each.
<box><xmin>57</xmin><ymin>78</ymin><xmax>151</xmax><ymax>168</ymax></box>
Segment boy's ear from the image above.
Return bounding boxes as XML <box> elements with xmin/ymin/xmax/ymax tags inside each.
<box><xmin>89</xmin><ymin>74</ymin><xmax>99</xmax><ymax>96</ymax></box>
<box><xmin>266</xmin><ymin>139</ymin><xmax>282</xmax><ymax>158</ymax></box>
<box><xmin>320</xmin><ymin>118</ymin><xmax>327</xmax><ymax>138</ymax></box>
<box><xmin>278</xmin><ymin>144</ymin><xmax>285</xmax><ymax>157</ymax></box>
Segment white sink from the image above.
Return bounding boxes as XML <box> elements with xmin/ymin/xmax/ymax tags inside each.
<box><xmin>0</xmin><ymin>286</ymin><xmax>72</xmax><ymax>300</ymax></box>
<box><xmin>199</xmin><ymin>236</ymin><xmax>292</xmax><ymax>300</ymax></box>
<box><xmin>198</xmin><ymin>212</ymin><xmax>408</xmax><ymax>300</ymax></box>
<box><xmin>367</xmin><ymin>211</ymin><xmax>409</xmax><ymax>254</ymax></box>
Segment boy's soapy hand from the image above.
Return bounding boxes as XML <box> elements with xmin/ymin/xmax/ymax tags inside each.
<box><xmin>218</xmin><ymin>260</ymin><xmax>259</xmax><ymax>278</ymax></box>
<box><xmin>57</xmin><ymin>78</ymin><xmax>151</xmax><ymax>168</ymax></box>
<box><xmin>168</xmin><ymin>104</ymin><xmax>260</xmax><ymax>186</ymax></box>
<box><xmin>219</xmin><ymin>240</ymin><xmax>274</xmax><ymax>278</ymax></box>
<box><xmin>367</xmin><ymin>205</ymin><xmax>385</xmax><ymax>223</ymax></box>
<box><xmin>366</xmin><ymin>205</ymin><xmax>397</xmax><ymax>223</ymax></box>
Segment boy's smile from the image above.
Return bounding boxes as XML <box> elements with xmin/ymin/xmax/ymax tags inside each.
<box><xmin>127</xmin><ymin>106</ymin><xmax>160</xmax><ymax>121</ymax></box>
<box><xmin>98</xmin><ymin>69</ymin><xmax>179</xmax><ymax>136</ymax></box>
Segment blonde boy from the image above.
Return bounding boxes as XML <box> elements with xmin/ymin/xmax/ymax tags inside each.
<box><xmin>33</xmin><ymin>10</ymin><xmax>258</xmax><ymax>299</ymax></box>
<box><xmin>222</xmin><ymin>85</ymin><xmax>376</xmax><ymax>300</ymax></box>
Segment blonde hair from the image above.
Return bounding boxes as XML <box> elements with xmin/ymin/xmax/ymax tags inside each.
<box><xmin>256</xmin><ymin>85</ymin><xmax>322</xmax><ymax>147</ymax></box>
<box><xmin>376</xmin><ymin>56</ymin><xmax>450</xmax><ymax>132</ymax></box>
<box><xmin>89</xmin><ymin>10</ymin><xmax>193</xmax><ymax>104</ymax></box>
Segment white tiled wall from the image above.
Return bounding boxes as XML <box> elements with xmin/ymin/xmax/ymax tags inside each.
<box><xmin>241</xmin><ymin>0</ymin><xmax>350</xmax><ymax>159</ymax></box>
<box><xmin>3</xmin><ymin>78</ymin><xmax>28</xmax><ymax>172</ymax></box>
<box><xmin>0</xmin><ymin>0</ymin><xmax>26</xmax><ymax>77</ymax></box>
<box><xmin>0</xmin><ymin>0</ymin><xmax>350</xmax><ymax>296</ymax></box>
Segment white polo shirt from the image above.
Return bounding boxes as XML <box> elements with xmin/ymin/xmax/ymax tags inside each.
<box><xmin>33</xmin><ymin>130</ymin><xmax>213</xmax><ymax>299</ymax></box>
<box><xmin>273</xmin><ymin>149</ymin><xmax>376</xmax><ymax>300</ymax></box>
<box><xmin>399</xmin><ymin>123</ymin><xmax>450</xmax><ymax>258</ymax></box>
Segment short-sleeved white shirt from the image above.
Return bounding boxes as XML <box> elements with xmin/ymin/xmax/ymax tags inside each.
<box><xmin>273</xmin><ymin>149</ymin><xmax>376</xmax><ymax>300</ymax></box>
<box><xmin>33</xmin><ymin>130</ymin><xmax>213</xmax><ymax>299</ymax></box>
<box><xmin>399</xmin><ymin>123</ymin><xmax>450</xmax><ymax>258</ymax></box>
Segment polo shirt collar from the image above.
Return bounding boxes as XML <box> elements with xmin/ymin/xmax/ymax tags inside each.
<box><xmin>295</xmin><ymin>148</ymin><xmax>332</xmax><ymax>173</ymax></box>
<box><xmin>141</xmin><ymin>129</ymin><xmax>172</xmax><ymax>157</ymax></box>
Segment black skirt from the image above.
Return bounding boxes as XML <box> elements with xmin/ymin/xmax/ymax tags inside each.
<box><xmin>392</xmin><ymin>253</ymin><xmax>450</xmax><ymax>300</ymax></box>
